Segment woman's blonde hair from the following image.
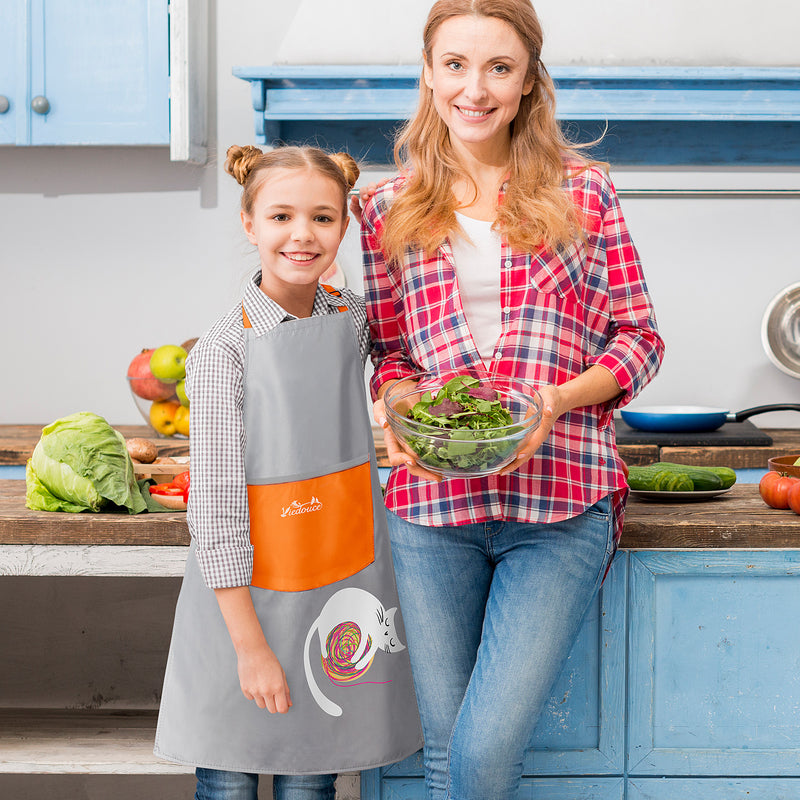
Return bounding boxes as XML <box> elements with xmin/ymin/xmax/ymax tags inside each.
<box><xmin>381</xmin><ymin>0</ymin><xmax>599</xmax><ymax>263</ymax></box>
<box><xmin>224</xmin><ymin>144</ymin><xmax>360</xmax><ymax>216</ymax></box>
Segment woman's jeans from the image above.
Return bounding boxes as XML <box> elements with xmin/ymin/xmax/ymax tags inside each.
<box><xmin>387</xmin><ymin>496</ymin><xmax>616</xmax><ymax>800</ymax></box>
<box><xmin>194</xmin><ymin>767</ymin><xmax>336</xmax><ymax>800</ymax></box>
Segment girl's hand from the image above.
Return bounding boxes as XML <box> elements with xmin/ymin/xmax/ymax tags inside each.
<box><xmin>236</xmin><ymin>641</ymin><xmax>292</xmax><ymax>714</ymax></box>
<box><xmin>374</xmin><ymin>394</ymin><xmax>443</xmax><ymax>483</ymax></box>
<box><xmin>349</xmin><ymin>179</ymin><xmax>389</xmax><ymax>224</ymax></box>
<box><xmin>499</xmin><ymin>385</ymin><xmax>561</xmax><ymax>476</ymax></box>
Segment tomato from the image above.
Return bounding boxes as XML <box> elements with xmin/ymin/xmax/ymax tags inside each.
<box><xmin>759</xmin><ymin>471</ymin><xmax>799</xmax><ymax>509</ymax></box>
<box><xmin>172</xmin><ymin>471</ymin><xmax>190</xmax><ymax>491</ymax></box>
<box><xmin>789</xmin><ymin>480</ymin><xmax>800</xmax><ymax>515</ymax></box>
<box><xmin>149</xmin><ymin>483</ymin><xmax>185</xmax><ymax>496</ymax></box>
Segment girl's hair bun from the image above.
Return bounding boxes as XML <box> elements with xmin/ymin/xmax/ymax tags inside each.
<box><xmin>329</xmin><ymin>152</ymin><xmax>360</xmax><ymax>192</ymax></box>
<box><xmin>224</xmin><ymin>144</ymin><xmax>264</xmax><ymax>186</ymax></box>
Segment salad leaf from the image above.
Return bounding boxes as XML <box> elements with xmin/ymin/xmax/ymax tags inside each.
<box><xmin>404</xmin><ymin>375</ymin><xmax>524</xmax><ymax>473</ymax></box>
<box><xmin>25</xmin><ymin>411</ymin><xmax>147</xmax><ymax>514</ymax></box>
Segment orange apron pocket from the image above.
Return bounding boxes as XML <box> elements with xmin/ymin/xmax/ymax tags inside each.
<box><xmin>247</xmin><ymin>461</ymin><xmax>375</xmax><ymax>592</ymax></box>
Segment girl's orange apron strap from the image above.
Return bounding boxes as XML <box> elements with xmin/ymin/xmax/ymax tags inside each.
<box><xmin>321</xmin><ymin>284</ymin><xmax>348</xmax><ymax>313</ymax></box>
<box><xmin>242</xmin><ymin>306</ymin><xmax>252</xmax><ymax>329</ymax></box>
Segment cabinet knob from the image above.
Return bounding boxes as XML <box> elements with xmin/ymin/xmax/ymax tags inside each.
<box><xmin>0</xmin><ymin>96</ymin><xmax>9</xmax><ymax>114</ymax></box>
<box><xmin>31</xmin><ymin>95</ymin><xmax>50</xmax><ymax>115</ymax></box>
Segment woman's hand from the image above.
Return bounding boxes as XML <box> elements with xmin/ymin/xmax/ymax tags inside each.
<box><xmin>498</xmin><ymin>384</ymin><xmax>562</xmax><ymax>476</ymax></box>
<box><xmin>236</xmin><ymin>640</ymin><xmax>293</xmax><ymax>714</ymax></box>
<box><xmin>349</xmin><ymin>179</ymin><xmax>389</xmax><ymax>224</ymax></box>
<box><xmin>374</xmin><ymin>386</ymin><xmax>443</xmax><ymax>483</ymax></box>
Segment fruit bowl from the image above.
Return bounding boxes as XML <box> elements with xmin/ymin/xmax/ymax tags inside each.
<box><xmin>383</xmin><ymin>371</ymin><xmax>543</xmax><ymax>478</ymax></box>
<box><xmin>127</xmin><ymin>379</ymin><xmax>189</xmax><ymax>439</ymax></box>
<box><xmin>126</xmin><ymin>342</ymin><xmax>195</xmax><ymax>438</ymax></box>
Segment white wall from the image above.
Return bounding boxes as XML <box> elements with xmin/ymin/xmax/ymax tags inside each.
<box><xmin>1</xmin><ymin>0</ymin><xmax>798</xmax><ymax>429</ymax></box>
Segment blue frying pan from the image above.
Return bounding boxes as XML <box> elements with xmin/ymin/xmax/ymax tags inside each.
<box><xmin>620</xmin><ymin>403</ymin><xmax>800</xmax><ymax>433</ymax></box>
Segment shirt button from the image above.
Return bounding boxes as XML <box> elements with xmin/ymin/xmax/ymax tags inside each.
<box><xmin>503</xmin><ymin>306</ymin><xmax>511</xmax><ymax>315</ymax></box>
<box><xmin>504</xmin><ymin>259</ymin><xmax>512</xmax><ymax>267</ymax></box>
<box><xmin>495</xmin><ymin>350</ymin><xmax>503</xmax><ymax>360</ymax></box>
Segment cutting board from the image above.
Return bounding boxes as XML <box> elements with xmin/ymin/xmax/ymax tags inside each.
<box><xmin>614</xmin><ymin>418</ymin><xmax>773</xmax><ymax>447</ymax></box>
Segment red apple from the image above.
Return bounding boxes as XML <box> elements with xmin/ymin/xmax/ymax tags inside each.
<box><xmin>127</xmin><ymin>349</ymin><xmax>176</xmax><ymax>401</ymax></box>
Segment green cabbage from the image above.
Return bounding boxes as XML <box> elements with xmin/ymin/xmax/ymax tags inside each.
<box><xmin>25</xmin><ymin>411</ymin><xmax>147</xmax><ymax>514</ymax></box>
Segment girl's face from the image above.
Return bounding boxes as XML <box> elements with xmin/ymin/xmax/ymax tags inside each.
<box><xmin>423</xmin><ymin>14</ymin><xmax>534</xmax><ymax>162</ymax></box>
<box><xmin>242</xmin><ymin>168</ymin><xmax>349</xmax><ymax>299</ymax></box>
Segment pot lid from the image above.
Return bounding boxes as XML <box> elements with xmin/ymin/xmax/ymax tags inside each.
<box><xmin>762</xmin><ymin>282</ymin><xmax>800</xmax><ymax>379</ymax></box>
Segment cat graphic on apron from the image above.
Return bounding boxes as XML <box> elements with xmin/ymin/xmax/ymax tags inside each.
<box><xmin>154</xmin><ymin>297</ymin><xmax>423</xmax><ymax>774</ymax></box>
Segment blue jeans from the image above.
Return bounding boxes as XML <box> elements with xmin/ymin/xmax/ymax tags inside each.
<box><xmin>194</xmin><ymin>767</ymin><xmax>336</xmax><ymax>800</ymax></box>
<box><xmin>387</xmin><ymin>496</ymin><xmax>616</xmax><ymax>800</ymax></box>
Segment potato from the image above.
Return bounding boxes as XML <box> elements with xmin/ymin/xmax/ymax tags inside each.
<box><xmin>126</xmin><ymin>438</ymin><xmax>158</xmax><ymax>464</ymax></box>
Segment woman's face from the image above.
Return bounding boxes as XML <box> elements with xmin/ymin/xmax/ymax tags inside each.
<box><xmin>423</xmin><ymin>14</ymin><xmax>534</xmax><ymax>162</ymax></box>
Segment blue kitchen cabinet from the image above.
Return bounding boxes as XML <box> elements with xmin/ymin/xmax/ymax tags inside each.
<box><xmin>0</xmin><ymin>0</ymin><xmax>204</xmax><ymax>153</ymax></box>
<box><xmin>2</xmin><ymin>0</ymin><xmax>168</xmax><ymax>146</ymax></box>
<box><xmin>362</xmin><ymin>550</ymin><xmax>800</xmax><ymax>799</ymax></box>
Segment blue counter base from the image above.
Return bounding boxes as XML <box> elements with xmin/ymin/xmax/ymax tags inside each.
<box><xmin>362</xmin><ymin>550</ymin><xmax>800</xmax><ymax>799</ymax></box>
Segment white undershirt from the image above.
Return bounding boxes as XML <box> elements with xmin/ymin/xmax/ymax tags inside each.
<box><xmin>451</xmin><ymin>212</ymin><xmax>502</xmax><ymax>362</ymax></box>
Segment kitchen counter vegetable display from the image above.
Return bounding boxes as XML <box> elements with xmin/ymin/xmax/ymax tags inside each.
<box><xmin>383</xmin><ymin>373</ymin><xmax>542</xmax><ymax>477</ymax></box>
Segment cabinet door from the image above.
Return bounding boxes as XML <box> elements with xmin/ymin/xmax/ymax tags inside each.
<box><xmin>29</xmin><ymin>0</ymin><xmax>169</xmax><ymax>145</ymax></box>
<box><xmin>0</xmin><ymin>2</ymin><xmax>20</xmax><ymax>143</ymax></box>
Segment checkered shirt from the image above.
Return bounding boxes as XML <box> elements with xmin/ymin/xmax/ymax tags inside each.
<box><xmin>185</xmin><ymin>271</ymin><xmax>370</xmax><ymax>588</ymax></box>
<box><xmin>361</xmin><ymin>166</ymin><xmax>665</xmax><ymax>542</ymax></box>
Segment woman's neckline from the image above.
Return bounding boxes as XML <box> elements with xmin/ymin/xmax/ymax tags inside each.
<box><xmin>455</xmin><ymin>210</ymin><xmax>493</xmax><ymax>225</ymax></box>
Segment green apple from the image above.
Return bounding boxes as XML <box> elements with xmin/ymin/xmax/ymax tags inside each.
<box><xmin>150</xmin><ymin>344</ymin><xmax>187</xmax><ymax>381</ymax></box>
<box><xmin>175</xmin><ymin>378</ymin><xmax>189</xmax><ymax>407</ymax></box>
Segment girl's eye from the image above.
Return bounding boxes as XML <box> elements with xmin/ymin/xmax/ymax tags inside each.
<box><xmin>272</xmin><ymin>213</ymin><xmax>290</xmax><ymax>222</ymax></box>
<box><xmin>314</xmin><ymin>215</ymin><xmax>334</xmax><ymax>223</ymax></box>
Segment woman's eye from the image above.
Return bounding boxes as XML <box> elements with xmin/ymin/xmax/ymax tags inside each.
<box><xmin>446</xmin><ymin>60</ymin><xmax>464</xmax><ymax>72</ymax></box>
<box><xmin>492</xmin><ymin>63</ymin><xmax>510</xmax><ymax>75</ymax></box>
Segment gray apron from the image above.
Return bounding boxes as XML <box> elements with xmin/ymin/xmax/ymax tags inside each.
<box><xmin>154</xmin><ymin>303</ymin><xmax>422</xmax><ymax>775</ymax></box>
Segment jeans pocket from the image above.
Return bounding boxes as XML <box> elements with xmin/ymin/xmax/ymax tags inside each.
<box><xmin>582</xmin><ymin>494</ymin><xmax>616</xmax><ymax>589</ymax></box>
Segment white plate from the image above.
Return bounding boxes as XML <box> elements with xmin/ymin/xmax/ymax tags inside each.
<box><xmin>630</xmin><ymin>487</ymin><xmax>733</xmax><ymax>502</ymax></box>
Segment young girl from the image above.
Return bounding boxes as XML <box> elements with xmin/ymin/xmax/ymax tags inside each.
<box><xmin>359</xmin><ymin>0</ymin><xmax>664</xmax><ymax>797</ymax></box>
<box><xmin>154</xmin><ymin>145</ymin><xmax>422</xmax><ymax>799</ymax></box>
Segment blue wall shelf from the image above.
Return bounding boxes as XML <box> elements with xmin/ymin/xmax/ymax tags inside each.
<box><xmin>233</xmin><ymin>66</ymin><xmax>800</xmax><ymax>166</ymax></box>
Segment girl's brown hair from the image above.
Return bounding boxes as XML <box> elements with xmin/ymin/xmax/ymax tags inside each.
<box><xmin>224</xmin><ymin>144</ymin><xmax>360</xmax><ymax>216</ymax></box>
<box><xmin>381</xmin><ymin>0</ymin><xmax>599</xmax><ymax>263</ymax></box>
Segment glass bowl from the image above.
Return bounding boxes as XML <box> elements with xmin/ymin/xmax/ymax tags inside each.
<box><xmin>383</xmin><ymin>371</ymin><xmax>542</xmax><ymax>478</ymax></box>
<box><xmin>127</xmin><ymin>378</ymin><xmax>188</xmax><ymax>439</ymax></box>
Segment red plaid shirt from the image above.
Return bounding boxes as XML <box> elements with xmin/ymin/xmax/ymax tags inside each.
<box><xmin>362</xmin><ymin>166</ymin><xmax>665</xmax><ymax>543</ymax></box>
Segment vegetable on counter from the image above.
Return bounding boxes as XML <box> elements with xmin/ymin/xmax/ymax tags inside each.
<box><xmin>627</xmin><ymin>461</ymin><xmax>736</xmax><ymax>492</ymax></box>
<box><xmin>25</xmin><ymin>412</ymin><xmax>147</xmax><ymax>514</ymax></box>
<box><xmin>759</xmin><ymin>471</ymin><xmax>800</xmax><ymax>510</ymax></box>
<box><xmin>148</xmin><ymin>470</ymin><xmax>190</xmax><ymax>510</ymax></box>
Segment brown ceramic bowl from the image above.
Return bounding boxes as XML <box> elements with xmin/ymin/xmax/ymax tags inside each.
<box><xmin>768</xmin><ymin>454</ymin><xmax>800</xmax><ymax>478</ymax></box>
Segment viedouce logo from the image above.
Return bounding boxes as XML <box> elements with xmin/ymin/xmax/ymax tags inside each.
<box><xmin>280</xmin><ymin>496</ymin><xmax>323</xmax><ymax>518</ymax></box>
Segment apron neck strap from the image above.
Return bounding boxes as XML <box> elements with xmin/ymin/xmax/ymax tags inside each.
<box><xmin>241</xmin><ymin>285</ymin><xmax>347</xmax><ymax>329</ymax></box>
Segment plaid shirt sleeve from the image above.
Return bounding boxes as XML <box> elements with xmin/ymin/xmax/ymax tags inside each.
<box><xmin>583</xmin><ymin>170</ymin><xmax>664</xmax><ymax>421</ymax></box>
<box><xmin>362</xmin><ymin>183</ymin><xmax>420</xmax><ymax>398</ymax></box>
<box><xmin>186</xmin><ymin>320</ymin><xmax>253</xmax><ymax>589</ymax></box>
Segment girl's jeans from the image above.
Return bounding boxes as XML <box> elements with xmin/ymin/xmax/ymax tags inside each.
<box><xmin>194</xmin><ymin>768</ymin><xmax>336</xmax><ymax>800</ymax></box>
<box><xmin>387</xmin><ymin>495</ymin><xmax>616</xmax><ymax>800</ymax></box>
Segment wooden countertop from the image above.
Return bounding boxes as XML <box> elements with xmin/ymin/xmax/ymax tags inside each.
<box><xmin>2</xmin><ymin>480</ymin><xmax>800</xmax><ymax>550</ymax></box>
<box><xmin>3</xmin><ymin>424</ymin><xmax>800</xmax><ymax>470</ymax></box>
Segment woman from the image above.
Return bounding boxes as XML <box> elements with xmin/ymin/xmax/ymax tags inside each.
<box><xmin>359</xmin><ymin>1</ymin><xmax>665</xmax><ymax>798</ymax></box>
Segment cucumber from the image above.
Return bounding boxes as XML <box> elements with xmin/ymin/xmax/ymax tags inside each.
<box><xmin>654</xmin><ymin>461</ymin><xmax>737</xmax><ymax>489</ymax></box>
<box><xmin>627</xmin><ymin>466</ymin><xmax>694</xmax><ymax>492</ymax></box>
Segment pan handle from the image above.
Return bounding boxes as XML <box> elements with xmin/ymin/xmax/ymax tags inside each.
<box><xmin>728</xmin><ymin>404</ymin><xmax>800</xmax><ymax>423</ymax></box>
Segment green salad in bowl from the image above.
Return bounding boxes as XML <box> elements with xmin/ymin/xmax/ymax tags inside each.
<box><xmin>383</xmin><ymin>373</ymin><xmax>542</xmax><ymax>478</ymax></box>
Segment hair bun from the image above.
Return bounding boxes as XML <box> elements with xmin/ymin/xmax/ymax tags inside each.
<box><xmin>329</xmin><ymin>152</ymin><xmax>360</xmax><ymax>192</ymax></box>
<box><xmin>224</xmin><ymin>144</ymin><xmax>264</xmax><ymax>186</ymax></box>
